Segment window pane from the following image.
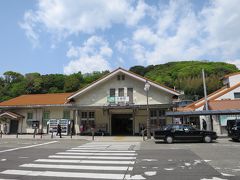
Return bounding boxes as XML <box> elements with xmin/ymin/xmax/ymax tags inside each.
<box><xmin>63</xmin><ymin>111</ymin><xmax>70</xmax><ymax>119</ymax></box>
<box><xmin>118</xmin><ymin>88</ymin><xmax>124</xmax><ymax>97</ymax></box>
<box><xmin>43</xmin><ymin>112</ymin><xmax>50</xmax><ymax>119</ymax></box>
<box><xmin>81</xmin><ymin>112</ymin><xmax>87</xmax><ymax>118</ymax></box>
<box><xmin>27</xmin><ymin>113</ymin><xmax>33</xmax><ymax>120</ymax></box>
<box><xmin>110</xmin><ymin>89</ymin><xmax>115</xmax><ymax>97</ymax></box>
<box><xmin>234</xmin><ymin>92</ymin><xmax>240</xmax><ymax>99</ymax></box>
<box><xmin>89</xmin><ymin>112</ymin><xmax>95</xmax><ymax>119</ymax></box>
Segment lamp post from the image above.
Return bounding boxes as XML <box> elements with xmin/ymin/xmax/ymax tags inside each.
<box><xmin>144</xmin><ymin>80</ymin><xmax>151</xmax><ymax>139</ymax></box>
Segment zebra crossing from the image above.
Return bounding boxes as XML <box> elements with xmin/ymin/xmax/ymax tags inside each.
<box><xmin>0</xmin><ymin>142</ymin><xmax>143</xmax><ymax>179</ymax></box>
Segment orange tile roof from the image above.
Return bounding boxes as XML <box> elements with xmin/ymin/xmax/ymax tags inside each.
<box><xmin>181</xmin><ymin>82</ymin><xmax>240</xmax><ymax>111</ymax></box>
<box><xmin>208</xmin><ymin>99</ymin><xmax>240</xmax><ymax>110</ymax></box>
<box><xmin>0</xmin><ymin>93</ymin><xmax>73</xmax><ymax>107</ymax></box>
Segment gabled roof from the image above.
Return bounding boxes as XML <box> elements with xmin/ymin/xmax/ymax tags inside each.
<box><xmin>182</xmin><ymin>82</ymin><xmax>240</xmax><ymax>111</ymax></box>
<box><xmin>68</xmin><ymin>67</ymin><xmax>180</xmax><ymax>100</ymax></box>
<box><xmin>0</xmin><ymin>111</ymin><xmax>24</xmax><ymax>119</ymax></box>
<box><xmin>0</xmin><ymin>93</ymin><xmax>73</xmax><ymax>107</ymax></box>
<box><xmin>208</xmin><ymin>99</ymin><xmax>240</xmax><ymax>111</ymax></box>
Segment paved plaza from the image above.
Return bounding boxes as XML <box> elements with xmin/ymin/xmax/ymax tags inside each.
<box><xmin>0</xmin><ymin>136</ymin><xmax>239</xmax><ymax>180</ymax></box>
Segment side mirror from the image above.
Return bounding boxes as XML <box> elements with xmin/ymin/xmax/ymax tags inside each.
<box><xmin>170</xmin><ymin>128</ymin><xmax>175</xmax><ymax>133</ymax></box>
<box><xmin>184</xmin><ymin>128</ymin><xmax>189</xmax><ymax>133</ymax></box>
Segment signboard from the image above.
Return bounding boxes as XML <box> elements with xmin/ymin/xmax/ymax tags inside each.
<box><xmin>107</xmin><ymin>96</ymin><xmax>129</xmax><ymax>103</ymax></box>
<box><xmin>220</xmin><ymin>115</ymin><xmax>240</xmax><ymax>126</ymax></box>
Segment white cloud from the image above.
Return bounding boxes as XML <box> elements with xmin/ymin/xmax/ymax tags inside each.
<box><xmin>20</xmin><ymin>0</ymin><xmax>150</xmax><ymax>46</ymax></box>
<box><xmin>64</xmin><ymin>36</ymin><xmax>112</xmax><ymax>74</ymax></box>
<box><xmin>226</xmin><ymin>59</ymin><xmax>240</xmax><ymax>69</ymax></box>
<box><xmin>131</xmin><ymin>0</ymin><xmax>240</xmax><ymax>65</ymax></box>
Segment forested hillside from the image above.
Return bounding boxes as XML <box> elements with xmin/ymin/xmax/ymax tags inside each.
<box><xmin>0</xmin><ymin>71</ymin><xmax>109</xmax><ymax>102</ymax></box>
<box><xmin>130</xmin><ymin>61</ymin><xmax>239</xmax><ymax>100</ymax></box>
<box><xmin>0</xmin><ymin>61</ymin><xmax>239</xmax><ymax>102</ymax></box>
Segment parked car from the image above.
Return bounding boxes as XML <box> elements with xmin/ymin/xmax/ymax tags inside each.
<box><xmin>227</xmin><ymin>119</ymin><xmax>240</xmax><ymax>141</ymax></box>
<box><xmin>154</xmin><ymin>124</ymin><xmax>218</xmax><ymax>143</ymax></box>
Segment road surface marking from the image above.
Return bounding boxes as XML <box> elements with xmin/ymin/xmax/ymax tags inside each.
<box><xmin>0</xmin><ymin>141</ymin><xmax>58</xmax><ymax>154</ymax></box>
<box><xmin>1</xmin><ymin>170</ymin><xmax>126</xmax><ymax>179</ymax></box>
<box><xmin>20</xmin><ymin>163</ymin><xmax>133</xmax><ymax>171</ymax></box>
<box><xmin>48</xmin><ymin>155</ymin><xmax>136</xmax><ymax>160</ymax></box>
<box><xmin>35</xmin><ymin>159</ymin><xmax>135</xmax><ymax>164</ymax></box>
<box><xmin>56</xmin><ymin>152</ymin><xmax>137</xmax><ymax>156</ymax></box>
<box><xmin>69</xmin><ymin>149</ymin><xmax>136</xmax><ymax>153</ymax></box>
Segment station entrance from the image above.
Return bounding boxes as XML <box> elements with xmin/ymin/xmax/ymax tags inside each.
<box><xmin>111</xmin><ymin>114</ymin><xmax>132</xmax><ymax>135</ymax></box>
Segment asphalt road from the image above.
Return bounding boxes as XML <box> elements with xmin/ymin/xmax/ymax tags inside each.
<box><xmin>0</xmin><ymin>138</ymin><xmax>239</xmax><ymax>180</ymax></box>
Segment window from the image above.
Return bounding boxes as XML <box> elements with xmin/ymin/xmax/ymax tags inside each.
<box><xmin>234</xmin><ymin>92</ymin><xmax>240</xmax><ymax>99</ymax></box>
<box><xmin>89</xmin><ymin>112</ymin><xmax>95</xmax><ymax>119</ymax></box>
<box><xmin>122</xmin><ymin>75</ymin><xmax>125</xmax><ymax>80</ymax></box>
<box><xmin>150</xmin><ymin>110</ymin><xmax>157</xmax><ymax>118</ymax></box>
<box><xmin>27</xmin><ymin>112</ymin><xmax>33</xmax><ymax>120</ymax></box>
<box><xmin>117</xmin><ymin>75</ymin><xmax>121</xmax><ymax>80</ymax></box>
<box><xmin>110</xmin><ymin>88</ymin><xmax>115</xmax><ymax>97</ymax></box>
<box><xmin>63</xmin><ymin>110</ymin><xmax>70</xmax><ymax>119</ymax></box>
<box><xmin>43</xmin><ymin>111</ymin><xmax>50</xmax><ymax>120</ymax></box>
<box><xmin>81</xmin><ymin>112</ymin><xmax>88</xmax><ymax>119</ymax></box>
<box><xmin>118</xmin><ymin>88</ymin><xmax>124</xmax><ymax>97</ymax></box>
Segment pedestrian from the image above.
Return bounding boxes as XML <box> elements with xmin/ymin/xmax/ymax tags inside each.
<box><xmin>3</xmin><ymin>123</ymin><xmax>7</xmax><ymax>134</ymax></box>
<box><xmin>202</xmin><ymin>119</ymin><xmax>207</xmax><ymax>130</ymax></box>
<box><xmin>57</xmin><ymin>124</ymin><xmax>62</xmax><ymax>138</ymax></box>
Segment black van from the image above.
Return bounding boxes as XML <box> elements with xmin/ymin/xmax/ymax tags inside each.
<box><xmin>227</xmin><ymin>119</ymin><xmax>240</xmax><ymax>141</ymax></box>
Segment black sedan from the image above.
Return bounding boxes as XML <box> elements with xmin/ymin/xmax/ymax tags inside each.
<box><xmin>154</xmin><ymin>124</ymin><xmax>218</xmax><ymax>143</ymax></box>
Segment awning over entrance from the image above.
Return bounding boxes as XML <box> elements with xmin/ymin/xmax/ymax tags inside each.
<box><xmin>0</xmin><ymin>111</ymin><xmax>24</xmax><ymax>119</ymax></box>
<box><xmin>166</xmin><ymin>109</ymin><xmax>240</xmax><ymax>116</ymax></box>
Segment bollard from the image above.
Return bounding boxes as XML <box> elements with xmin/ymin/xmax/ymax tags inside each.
<box><xmin>142</xmin><ymin>130</ymin><xmax>145</xmax><ymax>141</ymax></box>
<box><xmin>16</xmin><ymin>132</ymin><xmax>18</xmax><ymax>138</ymax></box>
<box><xmin>70</xmin><ymin>131</ymin><xmax>72</xmax><ymax>139</ymax></box>
<box><xmin>91</xmin><ymin>128</ymin><xmax>94</xmax><ymax>141</ymax></box>
<box><xmin>102</xmin><ymin>132</ymin><xmax>104</xmax><ymax>137</ymax></box>
<box><xmin>33</xmin><ymin>129</ymin><xmax>36</xmax><ymax>139</ymax></box>
<box><xmin>51</xmin><ymin>131</ymin><xmax>53</xmax><ymax>139</ymax></box>
<box><xmin>0</xmin><ymin>131</ymin><xmax>2</xmax><ymax>138</ymax></box>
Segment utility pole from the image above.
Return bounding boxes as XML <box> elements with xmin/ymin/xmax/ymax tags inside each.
<box><xmin>202</xmin><ymin>69</ymin><xmax>208</xmax><ymax>111</ymax></box>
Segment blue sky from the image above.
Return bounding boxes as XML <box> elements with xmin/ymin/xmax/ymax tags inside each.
<box><xmin>0</xmin><ymin>0</ymin><xmax>240</xmax><ymax>75</ymax></box>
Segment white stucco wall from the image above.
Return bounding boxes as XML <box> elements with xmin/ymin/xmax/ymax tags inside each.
<box><xmin>228</xmin><ymin>74</ymin><xmax>240</xmax><ymax>87</ymax></box>
<box><xmin>216</xmin><ymin>86</ymin><xmax>240</xmax><ymax>100</ymax></box>
<box><xmin>74</xmin><ymin>73</ymin><xmax>174</xmax><ymax>106</ymax></box>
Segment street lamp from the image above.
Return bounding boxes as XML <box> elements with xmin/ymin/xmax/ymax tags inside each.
<box><xmin>144</xmin><ymin>80</ymin><xmax>151</xmax><ymax>139</ymax></box>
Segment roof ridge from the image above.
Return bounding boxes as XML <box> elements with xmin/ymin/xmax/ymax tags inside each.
<box><xmin>185</xmin><ymin>82</ymin><xmax>240</xmax><ymax>110</ymax></box>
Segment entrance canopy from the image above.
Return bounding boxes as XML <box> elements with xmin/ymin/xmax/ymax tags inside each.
<box><xmin>166</xmin><ymin>109</ymin><xmax>240</xmax><ymax>116</ymax></box>
<box><xmin>0</xmin><ymin>111</ymin><xmax>24</xmax><ymax>120</ymax></box>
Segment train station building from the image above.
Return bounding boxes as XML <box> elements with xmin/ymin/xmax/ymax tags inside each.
<box><xmin>0</xmin><ymin>68</ymin><xmax>180</xmax><ymax>135</ymax></box>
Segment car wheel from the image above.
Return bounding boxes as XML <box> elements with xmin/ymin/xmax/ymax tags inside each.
<box><xmin>204</xmin><ymin>135</ymin><xmax>212</xmax><ymax>143</ymax></box>
<box><xmin>165</xmin><ymin>136</ymin><xmax>173</xmax><ymax>144</ymax></box>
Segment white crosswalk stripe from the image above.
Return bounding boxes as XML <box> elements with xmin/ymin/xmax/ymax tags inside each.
<box><xmin>0</xmin><ymin>142</ymin><xmax>141</xmax><ymax>179</ymax></box>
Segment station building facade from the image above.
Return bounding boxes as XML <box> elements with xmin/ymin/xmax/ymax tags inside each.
<box><xmin>0</xmin><ymin>68</ymin><xmax>180</xmax><ymax>135</ymax></box>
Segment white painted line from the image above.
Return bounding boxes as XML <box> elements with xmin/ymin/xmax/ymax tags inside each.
<box><xmin>69</xmin><ymin>149</ymin><xmax>136</xmax><ymax>153</ymax></box>
<box><xmin>49</xmin><ymin>155</ymin><xmax>136</xmax><ymax>160</ymax></box>
<box><xmin>0</xmin><ymin>141</ymin><xmax>58</xmax><ymax>154</ymax></box>
<box><xmin>1</xmin><ymin>170</ymin><xmax>125</xmax><ymax>179</ymax></box>
<box><xmin>56</xmin><ymin>152</ymin><xmax>137</xmax><ymax>156</ymax></box>
<box><xmin>20</xmin><ymin>163</ymin><xmax>133</xmax><ymax>171</ymax></box>
<box><xmin>35</xmin><ymin>159</ymin><xmax>135</xmax><ymax>164</ymax></box>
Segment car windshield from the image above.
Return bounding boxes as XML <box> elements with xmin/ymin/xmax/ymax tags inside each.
<box><xmin>164</xmin><ymin>125</ymin><xmax>173</xmax><ymax>130</ymax></box>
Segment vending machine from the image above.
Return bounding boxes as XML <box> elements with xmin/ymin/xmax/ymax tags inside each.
<box><xmin>48</xmin><ymin>119</ymin><xmax>72</xmax><ymax>135</ymax></box>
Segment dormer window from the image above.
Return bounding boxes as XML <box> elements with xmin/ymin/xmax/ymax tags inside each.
<box><xmin>117</xmin><ymin>74</ymin><xmax>125</xmax><ymax>81</ymax></box>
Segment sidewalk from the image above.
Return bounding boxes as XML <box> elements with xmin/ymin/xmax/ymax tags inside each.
<box><xmin>0</xmin><ymin>134</ymin><xmax>145</xmax><ymax>142</ymax></box>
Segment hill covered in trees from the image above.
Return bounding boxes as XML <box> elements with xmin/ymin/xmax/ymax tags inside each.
<box><xmin>0</xmin><ymin>61</ymin><xmax>239</xmax><ymax>102</ymax></box>
<box><xmin>130</xmin><ymin>61</ymin><xmax>239</xmax><ymax>100</ymax></box>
